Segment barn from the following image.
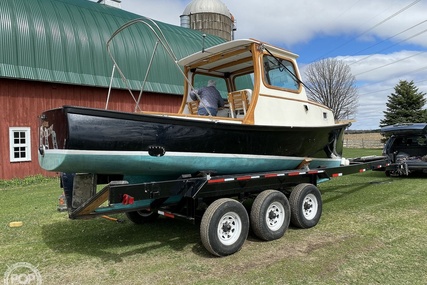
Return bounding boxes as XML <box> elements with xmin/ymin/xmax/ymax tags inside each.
<box><xmin>0</xmin><ymin>0</ymin><xmax>225</xmax><ymax>180</ymax></box>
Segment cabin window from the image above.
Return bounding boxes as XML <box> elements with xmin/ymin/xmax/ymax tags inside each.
<box><xmin>193</xmin><ymin>74</ymin><xmax>228</xmax><ymax>98</ymax></box>
<box><xmin>234</xmin><ymin>73</ymin><xmax>254</xmax><ymax>91</ymax></box>
<box><xmin>263</xmin><ymin>55</ymin><xmax>299</xmax><ymax>91</ymax></box>
<box><xmin>9</xmin><ymin>127</ymin><xmax>31</xmax><ymax>162</ymax></box>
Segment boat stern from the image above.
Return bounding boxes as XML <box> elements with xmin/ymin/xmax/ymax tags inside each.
<box><xmin>38</xmin><ymin>107</ymin><xmax>68</xmax><ymax>166</ymax></box>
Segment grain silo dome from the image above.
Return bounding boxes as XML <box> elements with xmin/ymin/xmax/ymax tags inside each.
<box><xmin>183</xmin><ymin>0</ymin><xmax>231</xmax><ymax>17</ymax></box>
<box><xmin>180</xmin><ymin>0</ymin><xmax>235</xmax><ymax>41</ymax></box>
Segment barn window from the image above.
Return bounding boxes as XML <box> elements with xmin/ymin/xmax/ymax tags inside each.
<box><xmin>9</xmin><ymin>127</ymin><xmax>32</xmax><ymax>162</ymax></box>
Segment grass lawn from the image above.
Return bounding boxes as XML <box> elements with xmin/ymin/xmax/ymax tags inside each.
<box><xmin>1</xmin><ymin>149</ymin><xmax>427</xmax><ymax>284</ymax></box>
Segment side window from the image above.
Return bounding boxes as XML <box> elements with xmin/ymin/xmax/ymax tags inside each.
<box><xmin>263</xmin><ymin>55</ymin><xmax>299</xmax><ymax>91</ymax></box>
<box><xmin>193</xmin><ymin>74</ymin><xmax>228</xmax><ymax>98</ymax></box>
<box><xmin>9</xmin><ymin>127</ymin><xmax>31</xmax><ymax>162</ymax></box>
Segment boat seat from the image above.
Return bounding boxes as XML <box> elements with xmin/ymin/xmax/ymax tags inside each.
<box><xmin>228</xmin><ymin>90</ymin><xmax>251</xmax><ymax>118</ymax></box>
<box><xmin>187</xmin><ymin>100</ymin><xmax>199</xmax><ymax>115</ymax></box>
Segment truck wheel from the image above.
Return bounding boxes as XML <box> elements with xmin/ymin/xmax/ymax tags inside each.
<box><xmin>126</xmin><ymin>209</ymin><xmax>159</xmax><ymax>224</ymax></box>
<box><xmin>289</xmin><ymin>183</ymin><xmax>322</xmax><ymax>229</ymax></box>
<box><xmin>200</xmin><ymin>198</ymin><xmax>249</xmax><ymax>257</ymax></box>
<box><xmin>250</xmin><ymin>190</ymin><xmax>290</xmax><ymax>241</ymax></box>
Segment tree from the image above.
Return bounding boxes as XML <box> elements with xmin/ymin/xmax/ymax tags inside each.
<box><xmin>379</xmin><ymin>80</ymin><xmax>427</xmax><ymax>127</ymax></box>
<box><xmin>304</xmin><ymin>58</ymin><xmax>358</xmax><ymax>121</ymax></box>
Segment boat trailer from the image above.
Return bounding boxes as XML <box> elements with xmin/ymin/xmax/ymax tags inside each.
<box><xmin>61</xmin><ymin>156</ymin><xmax>389</xmax><ymax>257</ymax></box>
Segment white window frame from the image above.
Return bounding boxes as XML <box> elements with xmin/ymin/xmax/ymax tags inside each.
<box><xmin>9</xmin><ymin>127</ymin><xmax>32</xmax><ymax>162</ymax></box>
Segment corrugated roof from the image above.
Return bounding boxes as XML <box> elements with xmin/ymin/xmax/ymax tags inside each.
<box><xmin>0</xmin><ymin>0</ymin><xmax>225</xmax><ymax>94</ymax></box>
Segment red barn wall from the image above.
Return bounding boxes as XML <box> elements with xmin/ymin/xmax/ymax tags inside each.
<box><xmin>0</xmin><ymin>78</ymin><xmax>182</xmax><ymax>180</ymax></box>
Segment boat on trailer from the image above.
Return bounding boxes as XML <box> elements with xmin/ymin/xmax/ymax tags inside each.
<box><xmin>38</xmin><ymin>18</ymin><xmax>348</xmax><ymax>182</ymax></box>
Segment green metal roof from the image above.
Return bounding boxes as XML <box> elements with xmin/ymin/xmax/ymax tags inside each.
<box><xmin>0</xmin><ymin>0</ymin><xmax>225</xmax><ymax>94</ymax></box>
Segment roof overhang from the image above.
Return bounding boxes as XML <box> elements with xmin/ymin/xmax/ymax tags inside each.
<box><xmin>178</xmin><ymin>39</ymin><xmax>299</xmax><ymax>75</ymax></box>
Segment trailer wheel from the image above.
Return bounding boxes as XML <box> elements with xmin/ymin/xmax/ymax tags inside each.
<box><xmin>250</xmin><ymin>190</ymin><xmax>290</xmax><ymax>241</ymax></box>
<box><xmin>126</xmin><ymin>210</ymin><xmax>159</xmax><ymax>224</ymax></box>
<box><xmin>200</xmin><ymin>198</ymin><xmax>249</xmax><ymax>257</ymax></box>
<box><xmin>289</xmin><ymin>183</ymin><xmax>322</xmax><ymax>229</ymax></box>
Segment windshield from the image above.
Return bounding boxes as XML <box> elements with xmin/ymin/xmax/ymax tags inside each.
<box><xmin>193</xmin><ymin>74</ymin><xmax>228</xmax><ymax>98</ymax></box>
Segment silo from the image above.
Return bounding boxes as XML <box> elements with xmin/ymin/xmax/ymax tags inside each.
<box><xmin>180</xmin><ymin>0</ymin><xmax>235</xmax><ymax>41</ymax></box>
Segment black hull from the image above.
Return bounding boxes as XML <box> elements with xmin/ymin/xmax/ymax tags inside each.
<box><xmin>40</xmin><ymin>106</ymin><xmax>346</xmax><ymax>159</ymax></box>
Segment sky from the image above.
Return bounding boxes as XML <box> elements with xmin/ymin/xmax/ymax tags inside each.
<box><xmin>116</xmin><ymin>0</ymin><xmax>427</xmax><ymax>130</ymax></box>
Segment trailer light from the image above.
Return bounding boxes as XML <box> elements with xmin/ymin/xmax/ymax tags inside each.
<box><xmin>122</xmin><ymin>194</ymin><xmax>134</xmax><ymax>205</ymax></box>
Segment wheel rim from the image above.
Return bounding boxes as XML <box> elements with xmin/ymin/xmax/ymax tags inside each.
<box><xmin>302</xmin><ymin>193</ymin><xmax>318</xmax><ymax>220</ymax></box>
<box><xmin>217</xmin><ymin>212</ymin><xmax>242</xmax><ymax>246</ymax></box>
<box><xmin>265</xmin><ymin>201</ymin><xmax>285</xmax><ymax>231</ymax></box>
<box><xmin>136</xmin><ymin>210</ymin><xmax>153</xmax><ymax>217</ymax></box>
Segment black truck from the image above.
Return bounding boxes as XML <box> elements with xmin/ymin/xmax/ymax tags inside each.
<box><xmin>381</xmin><ymin>123</ymin><xmax>427</xmax><ymax>176</ymax></box>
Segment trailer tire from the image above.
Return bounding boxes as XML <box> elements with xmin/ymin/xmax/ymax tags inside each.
<box><xmin>250</xmin><ymin>190</ymin><xmax>290</xmax><ymax>241</ymax></box>
<box><xmin>126</xmin><ymin>210</ymin><xmax>159</xmax><ymax>224</ymax></box>
<box><xmin>200</xmin><ymin>198</ymin><xmax>249</xmax><ymax>257</ymax></box>
<box><xmin>289</xmin><ymin>183</ymin><xmax>322</xmax><ymax>229</ymax></box>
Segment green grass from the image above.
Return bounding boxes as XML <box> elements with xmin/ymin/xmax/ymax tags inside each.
<box><xmin>1</xmin><ymin>149</ymin><xmax>427</xmax><ymax>284</ymax></box>
<box><xmin>343</xmin><ymin>147</ymin><xmax>382</xmax><ymax>158</ymax></box>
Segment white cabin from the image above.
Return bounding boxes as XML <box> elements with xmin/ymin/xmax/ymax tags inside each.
<box><xmin>178</xmin><ymin>39</ymin><xmax>336</xmax><ymax>127</ymax></box>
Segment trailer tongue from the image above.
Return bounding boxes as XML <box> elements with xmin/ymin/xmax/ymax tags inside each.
<box><xmin>60</xmin><ymin>156</ymin><xmax>389</xmax><ymax>257</ymax></box>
